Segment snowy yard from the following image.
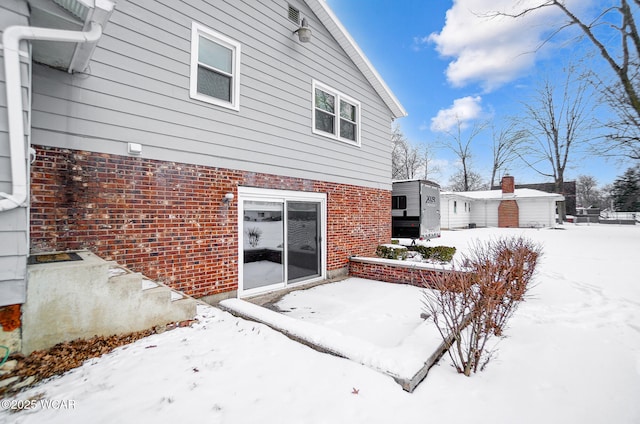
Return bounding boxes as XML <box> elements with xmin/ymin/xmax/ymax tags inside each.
<box><xmin>2</xmin><ymin>224</ymin><xmax>639</xmax><ymax>423</ymax></box>
<box><xmin>276</xmin><ymin>279</ymin><xmax>429</xmax><ymax>349</ymax></box>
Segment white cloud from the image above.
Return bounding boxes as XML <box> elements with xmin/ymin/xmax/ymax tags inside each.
<box><xmin>428</xmin><ymin>0</ymin><xmax>585</xmax><ymax>91</ymax></box>
<box><xmin>411</xmin><ymin>36</ymin><xmax>430</xmax><ymax>52</ymax></box>
<box><xmin>430</xmin><ymin>96</ymin><xmax>483</xmax><ymax>132</ymax></box>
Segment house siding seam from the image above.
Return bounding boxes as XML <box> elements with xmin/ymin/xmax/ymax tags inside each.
<box><xmin>29</xmin><ymin>146</ymin><xmax>391</xmax><ymax>298</ymax></box>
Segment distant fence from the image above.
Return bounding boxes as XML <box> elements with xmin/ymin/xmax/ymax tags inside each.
<box><xmin>598</xmin><ymin>211</ymin><xmax>638</xmax><ymax>225</ymax></box>
<box><xmin>600</xmin><ymin>211</ymin><xmax>638</xmax><ymax>221</ymax></box>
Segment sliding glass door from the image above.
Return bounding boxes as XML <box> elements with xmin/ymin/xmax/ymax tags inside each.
<box><xmin>239</xmin><ymin>188</ymin><xmax>325</xmax><ymax>296</ymax></box>
<box><xmin>287</xmin><ymin>201</ymin><xmax>321</xmax><ymax>283</ymax></box>
<box><xmin>242</xmin><ymin>201</ymin><xmax>284</xmax><ymax>291</ymax></box>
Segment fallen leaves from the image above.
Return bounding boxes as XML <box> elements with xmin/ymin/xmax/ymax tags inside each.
<box><xmin>1</xmin><ymin>329</ymin><xmax>154</xmax><ymax>398</ymax></box>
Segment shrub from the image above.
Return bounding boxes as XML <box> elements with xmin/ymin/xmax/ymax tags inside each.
<box><xmin>430</xmin><ymin>246</ymin><xmax>457</xmax><ymax>262</ymax></box>
<box><xmin>422</xmin><ymin>236</ymin><xmax>542</xmax><ymax>376</ymax></box>
<box><xmin>410</xmin><ymin>245</ymin><xmax>457</xmax><ymax>263</ymax></box>
<box><xmin>375</xmin><ymin>244</ymin><xmax>408</xmax><ymax>260</ymax></box>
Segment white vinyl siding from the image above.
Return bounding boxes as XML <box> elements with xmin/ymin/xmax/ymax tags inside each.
<box><xmin>312</xmin><ymin>80</ymin><xmax>361</xmax><ymax>146</ymax></box>
<box><xmin>189</xmin><ymin>22</ymin><xmax>241</xmax><ymax>110</ymax></box>
<box><xmin>518</xmin><ymin>199</ymin><xmax>557</xmax><ymax>228</ymax></box>
<box><xmin>470</xmin><ymin>200</ymin><xmax>498</xmax><ymax>228</ymax></box>
<box><xmin>444</xmin><ymin>197</ymin><xmax>473</xmax><ymax>229</ymax></box>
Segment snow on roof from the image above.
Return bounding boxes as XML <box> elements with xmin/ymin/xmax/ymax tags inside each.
<box><xmin>392</xmin><ymin>179</ymin><xmax>441</xmax><ymax>187</ymax></box>
<box><xmin>305</xmin><ymin>0</ymin><xmax>407</xmax><ymax>119</ymax></box>
<box><xmin>442</xmin><ymin>188</ymin><xmax>564</xmax><ymax>201</ymax></box>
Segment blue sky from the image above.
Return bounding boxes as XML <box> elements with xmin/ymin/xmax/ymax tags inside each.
<box><xmin>325</xmin><ymin>0</ymin><xmax>632</xmax><ymax>187</ymax></box>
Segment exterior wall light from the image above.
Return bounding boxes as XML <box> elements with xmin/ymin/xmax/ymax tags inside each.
<box><xmin>293</xmin><ymin>18</ymin><xmax>311</xmax><ymax>43</ymax></box>
<box><xmin>127</xmin><ymin>142</ymin><xmax>142</xmax><ymax>155</ymax></box>
<box><xmin>223</xmin><ymin>193</ymin><xmax>234</xmax><ymax>204</ymax></box>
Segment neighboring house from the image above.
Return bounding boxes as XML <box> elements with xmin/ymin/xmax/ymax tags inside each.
<box><xmin>440</xmin><ymin>192</ymin><xmax>475</xmax><ymax>230</ymax></box>
<box><xmin>441</xmin><ymin>176</ymin><xmax>564</xmax><ymax>229</ymax></box>
<box><xmin>492</xmin><ymin>180</ymin><xmax>577</xmax><ymax>216</ymax></box>
<box><xmin>0</xmin><ymin>1</ymin><xmax>405</xmax><ymax>327</ymax></box>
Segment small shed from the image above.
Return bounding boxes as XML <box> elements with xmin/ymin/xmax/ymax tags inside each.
<box><xmin>441</xmin><ymin>176</ymin><xmax>564</xmax><ymax>229</ymax></box>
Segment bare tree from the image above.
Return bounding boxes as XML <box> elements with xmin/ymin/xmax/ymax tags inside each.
<box><xmin>438</xmin><ymin>118</ymin><xmax>488</xmax><ymax>191</ymax></box>
<box><xmin>392</xmin><ymin>124</ymin><xmax>422</xmax><ymax>179</ymax></box>
<box><xmin>518</xmin><ymin>72</ymin><xmax>593</xmax><ymax>221</ymax></box>
<box><xmin>448</xmin><ymin>169</ymin><xmax>486</xmax><ymax>192</ymax></box>
<box><xmin>419</xmin><ymin>144</ymin><xmax>442</xmax><ymax>181</ymax></box>
<box><xmin>496</xmin><ymin>0</ymin><xmax>640</xmax><ymax>159</ymax></box>
<box><xmin>576</xmin><ymin>174</ymin><xmax>601</xmax><ymax>208</ymax></box>
<box><xmin>600</xmin><ymin>183</ymin><xmax>615</xmax><ymax>211</ymax></box>
<box><xmin>596</xmin><ymin>66</ymin><xmax>640</xmax><ymax>160</ymax></box>
<box><xmin>490</xmin><ymin>123</ymin><xmax>526</xmax><ymax>188</ymax></box>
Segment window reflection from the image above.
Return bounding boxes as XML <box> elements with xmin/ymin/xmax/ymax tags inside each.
<box><xmin>243</xmin><ymin>201</ymin><xmax>284</xmax><ymax>290</ymax></box>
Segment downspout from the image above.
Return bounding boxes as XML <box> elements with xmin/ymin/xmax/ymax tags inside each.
<box><xmin>0</xmin><ymin>22</ymin><xmax>103</xmax><ymax>212</ymax></box>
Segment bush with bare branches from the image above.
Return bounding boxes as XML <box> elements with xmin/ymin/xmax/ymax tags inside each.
<box><xmin>423</xmin><ymin>236</ymin><xmax>542</xmax><ymax>376</ymax></box>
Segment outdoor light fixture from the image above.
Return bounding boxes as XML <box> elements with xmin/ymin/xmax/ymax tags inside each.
<box><xmin>223</xmin><ymin>193</ymin><xmax>234</xmax><ymax>204</ymax></box>
<box><xmin>293</xmin><ymin>18</ymin><xmax>311</xmax><ymax>43</ymax></box>
<box><xmin>127</xmin><ymin>142</ymin><xmax>142</xmax><ymax>155</ymax></box>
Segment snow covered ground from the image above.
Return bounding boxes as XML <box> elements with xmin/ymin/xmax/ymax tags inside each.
<box><xmin>276</xmin><ymin>279</ymin><xmax>429</xmax><ymax>349</ymax></box>
<box><xmin>2</xmin><ymin>224</ymin><xmax>639</xmax><ymax>423</ymax></box>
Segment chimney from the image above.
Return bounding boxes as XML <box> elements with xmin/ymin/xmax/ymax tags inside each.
<box><xmin>501</xmin><ymin>175</ymin><xmax>515</xmax><ymax>194</ymax></box>
<box><xmin>498</xmin><ymin>175</ymin><xmax>519</xmax><ymax>228</ymax></box>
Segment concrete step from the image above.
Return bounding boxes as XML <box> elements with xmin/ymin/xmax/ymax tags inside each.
<box><xmin>107</xmin><ymin>263</ymin><xmax>197</xmax><ymax>325</ymax></box>
<box><xmin>22</xmin><ymin>251</ymin><xmax>197</xmax><ymax>354</ymax></box>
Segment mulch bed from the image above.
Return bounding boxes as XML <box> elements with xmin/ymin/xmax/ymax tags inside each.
<box><xmin>0</xmin><ymin>329</ymin><xmax>156</xmax><ymax>398</ymax></box>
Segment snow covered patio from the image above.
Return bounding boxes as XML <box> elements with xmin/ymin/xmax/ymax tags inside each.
<box><xmin>219</xmin><ymin>278</ymin><xmax>447</xmax><ymax>392</ymax></box>
<box><xmin>1</xmin><ymin>225</ymin><xmax>639</xmax><ymax>423</ymax></box>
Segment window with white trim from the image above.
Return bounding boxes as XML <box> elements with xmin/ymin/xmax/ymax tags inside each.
<box><xmin>312</xmin><ymin>81</ymin><xmax>361</xmax><ymax>146</ymax></box>
<box><xmin>190</xmin><ymin>22</ymin><xmax>241</xmax><ymax>110</ymax></box>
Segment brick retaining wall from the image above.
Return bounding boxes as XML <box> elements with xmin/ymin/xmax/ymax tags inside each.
<box><xmin>349</xmin><ymin>257</ymin><xmax>456</xmax><ymax>288</ymax></box>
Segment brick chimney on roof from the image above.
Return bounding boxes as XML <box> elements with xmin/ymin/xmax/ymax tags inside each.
<box><xmin>501</xmin><ymin>175</ymin><xmax>515</xmax><ymax>194</ymax></box>
<box><xmin>498</xmin><ymin>175</ymin><xmax>519</xmax><ymax>228</ymax></box>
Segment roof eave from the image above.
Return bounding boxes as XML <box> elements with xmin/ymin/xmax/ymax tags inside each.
<box><xmin>68</xmin><ymin>1</ymin><xmax>115</xmax><ymax>72</ymax></box>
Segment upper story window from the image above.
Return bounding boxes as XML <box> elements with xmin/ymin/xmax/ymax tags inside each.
<box><xmin>312</xmin><ymin>81</ymin><xmax>361</xmax><ymax>146</ymax></box>
<box><xmin>190</xmin><ymin>22</ymin><xmax>241</xmax><ymax>111</ymax></box>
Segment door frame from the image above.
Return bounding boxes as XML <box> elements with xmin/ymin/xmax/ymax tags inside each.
<box><xmin>237</xmin><ymin>186</ymin><xmax>327</xmax><ymax>298</ymax></box>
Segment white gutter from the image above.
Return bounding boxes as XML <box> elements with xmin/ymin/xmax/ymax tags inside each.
<box><xmin>0</xmin><ymin>22</ymin><xmax>102</xmax><ymax>212</ymax></box>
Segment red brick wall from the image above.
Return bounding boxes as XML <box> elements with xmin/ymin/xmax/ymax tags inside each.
<box><xmin>30</xmin><ymin>146</ymin><xmax>391</xmax><ymax>298</ymax></box>
<box><xmin>0</xmin><ymin>304</ymin><xmax>21</xmax><ymax>332</ymax></box>
<box><xmin>349</xmin><ymin>259</ymin><xmax>456</xmax><ymax>288</ymax></box>
<box><xmin>498</xmin><ymin>200</ymin><xmax>519</xmax><ymax>228</ymax></box>
<box><xmin>501</xmin><ymin>175</ymin><xmax>515</xmax><ymax>193</ymax></box>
